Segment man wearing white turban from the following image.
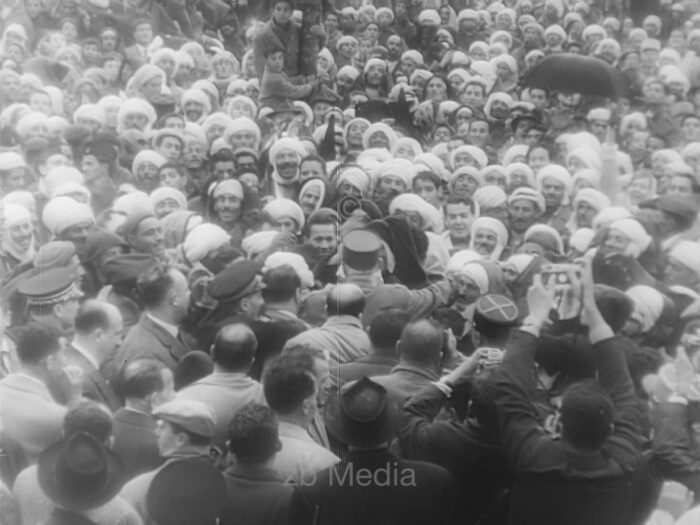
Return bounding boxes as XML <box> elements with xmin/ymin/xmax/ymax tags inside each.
<box><xmin>1</xmin><ymin>204</ymin><xmax>35</xmax><ymax>275</ymax></box>
<box><xmin>42</xmin><ymin>196</ymin><xmax>95</xmax><ymax>247</ymax></box>
<box><xmin>469</xmin><ymin>217</ymin><xmax>508</xmax><ymax>261</ymax></box>
<box><xmin>605</xmin><ymin>218</ymin><xmax>652</xmax><ymax>259</ymax></box>
<box><xmin>664</xmin><ymin>241</ymin><xmax>700</xmax><ymax>291</ymax></box>
<box><xmin>537</xmin><ymin>165</ymin><xmax>573</xmax><ymax>237</ymax></box>
<box><xmin>268</xmin><ymin>138</ymin><xmax>306</xmax><ymax>200</ymax></box>
<box><xmin>507</xmin><ymin>187</ymin><xmax>546</xmax><ymax>253</ymax></box>
<box><xmin>263</xmin><ymin>198</ymin><xmax>305</xmax><ymax>234</ymax></box>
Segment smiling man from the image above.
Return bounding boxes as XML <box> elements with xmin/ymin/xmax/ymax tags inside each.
<box><xmin>268</xmin><ymin>137</ymin><xmax>306</xmax><ymax>200</ymax></box>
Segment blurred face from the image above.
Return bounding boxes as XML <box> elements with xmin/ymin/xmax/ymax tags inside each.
<box><xmin>276</xmin><ymin>216</ymin><xmax>298</xmax><ymax>233</ymax></box>
<box><xmin>575</xmin><ymin>201</ymin><xmax>597</xmax><ymax>228</ymax></box>
<box><xmin>213</xmin><ymin>160</ymin><xmax>235</xmax><ymax>180</ymax></box>
<box><xmin>29</xmin><ymin>92</ymin><xmax>51</xmax><ymax>114</ymax></box>
<box><xmin>160</xmin><ymin>167</ymin><xmax>187</xmax><ymax>192</ymax></box>
<box><xmin>61</xmin><ymin>221</ymin><xmax>91</xmax><ymax>246</ymax></box>
<box><xmin>25</xmin><ymin>0</ymin><xmax>42</xmax><ymax>18</ymax></box>
<box><xmin>605</xmin><ymin>229</ymin><xmax>631</xmax><ymax>255</ymax></box>
<box><xmin>131</xmin><ymin>217</ymin><xmax>164</xmax><ymax>256</ymax></box>
<box><xmin>2</xmin><ymin>168</ymin><xmax>25</xmax><ymax>192</ymax></box>
<box><xmin>300</xmin><ymin>185</ymin><xmax>322</xmax><ymax>215</ymax></box>
<box><xmin>136</xmin><ymin>162</ymin><xmax>160</xmax><ymax>191</ymax></box>
<box><xmin>667</xmin><ymin>175</ymin><xmax>693</xmax><ymax>196</ymax></box>
<box><xmin>473</xmin><ymin>228</ymin><xmax>498</xmax><ymax>256</ymax></box>
<box><xmin>134</xmin><ymin>23</ymin><xmax>154</xmax><ymax>45</ymax></box>
<box><xmin>365</xmin><ymin>23</ymin><xmax>379</xmax><ymax>41</ymax></box>
<box><xmin>433</xmin><ymin>127</ymin><xmax>451</xmax><ymax>144</ymax></box>
<box><xmin>230</xmin><ymin>130</ymin><xmax>256</xmax><ymax>150</ymax></box>
<box><xmin>214</xmin><ymin>193</ymin><xmax>242</xmax><ymax>223</ymax></box>
<box><xmin>541</xmin><ymin>177</ymin><xmax>566</xmax><ymax>208</ymax></box>
<box><xmin>124</xmin><ymin>112</ymin><xmax>148</xmax><ymax>131</ymax></box>
<box><xmin>468</xmin><ymin>121</ymin><xmax>489</xmax><ymax>147</ymax></box>
<box><xmin>274</xmin><ymin>150</ymin><xmax>299</xmax><ymax>180</ymax></box>
<box><xmin>484</xmin><ymin>171</ymin><xmax>506</xmax><ymax>190</ymax></box>
<box><xmin>528</xmin><ymin>147</ymin><xmax>550</xmax><ymax>172</ymax></box>
<box><xmin>156</xmin><ymin>420</ymin><xmax>183</xmax><ymax>456</ymax></box>
<box><xmin>682</xmin><ymin>117</ymin><xmax>700</xmax><ymax>142</ymax></box>
<box><xmin>387</xmin><ymin>36</ymin><xmax>402</xmax><ymax>58</ymax></box>
<box><xmin>368</xmin><ymin>131</ymin><xmax>390</xmax><ymax>149</ymax></box>
<box><xmin>462</xmin><ymin>84</ymin><xmax>485</xmax><ymax>107</ymax></box>
<box><xmin>664</xmin><ymin>257</ymin><xmax>698</xmax><ymax>288</ymax></box>
<box><xmin>628</xmin><ymin>176</ymin><xmax>652</xmax><ymax>203</ymax></box>
<box><xmin>157</xmin><ymin>137</ymin><xmax>182</xmax><ymax>161</ymax></box>
<box><xmin>377</xmin><ymin>175</ymin><xmax>405</xmax><ymax>197</ymax></box>
<box><xmin>183</xmin><ymin>101</ymin><xmax>204</xmax><ymax>122</ymax></box>
<box><xmin>8</xmin><ymin>220</ymin><xmax>33</xmax><ymax>251</ymax></box>
<box><xmin>413</xmin><ymin>178</ymin><xmax>440</xmax><ymax>207</ymax></box>
<box><xmin>426</xmin><ymin>77</ymin><xmax>447</xmax><ymax>102</ymax></box>
<box><xmin>101</xmin><ymin>31</ymin><xmax>118</xmax><ymax>51</ymax></box>
<box><xmin>308</xmin><ymin>223</ymin><xmax>337</xmax><ymax>258</ymax></box>
<box><xmin>509</xmin><ymin>199</ymin><xmax>538</xmax><ymax>232</ymax></box>
<box><xmin>184</xmin><ymin>139</ymin><xmax>205</xmax><ymax>169</ymax></box>
<box><xmin>444</xmin><ymin>203</ymin><xmax>473</xmax><ymax>240</ymax></box>
<box><xmin>154</xmin><ymin>198</ymin><xmax>181</xmax><ymax>218</ymax></box>
<box><xmin>643</xmin><ymin>81</ymin><xmax>665</xmax><ymax>104</ymax></box>
<box><xmin>454</xmin><ymin>152</ymin><xmax>477</xmax><ymax>170</ymax></box>
<box><xmin>300</xmin><ymin>160</ymin><xmax>324</xmax><ymax>183</ymax></box>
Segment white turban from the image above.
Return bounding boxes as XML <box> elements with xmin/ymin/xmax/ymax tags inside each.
<box><xmin>42</xmin><ymin>167</ymin><xmax>85</xmax><ymax>199</ymax></box>
<box><xmin>337</xmin><ymin>167</ymin><xmax>372</xmax><ymax>195</ymax></box>
<box><xmin>226</xmin><ymin>117</ymin><xmax>261</xmax><ymax>147</ymax></box>
<box><xmin>608</xmin><ymin>218</ymin><xmax>652</xmax><ymax>258</ymax></box>
<box><xmin>117</xmin><ymin>98</ymin><xmax>157</xmax><ymax>133</ymax></box>
<box><xmin>504</xmin><ymin>253</ymin><xmax>535</xmax><ymax>276</ymax></box>
<box><xmin>392</xmin><ymin>137</ymin><xmax>423</xmax><ymax>160</ymax></box>
<box><xmin>241</xmin><ymin>230</ymin><xmax>278</xmax><ymax>258</ymax></box>
<box><xmin>3</xmin><ymin>190</ymin><xmax>35</xmax><ymax>211</ymax></box>
<box><xmin>573</xmin><ymin>188</ymin><xmax>611</xmax><ymax>213</ymax></box>
<box><xmin>587</xmin><ymin>107</ymin><xmax>611</xmax><ymax>122</ymax></box>
<box><xmin>389</xmin><ymin>193</ymin><xmax>444</xmax><ymax>233</ymax></box>
<box><xmin>457</xmin><ymin>262</ymin><xmax>490</xmax><ymax>294</ymax></box>
<box><xmin>15</xmin><ymin>112</ymin><xmax>46</xmax><ymax>140</ymax></box>
<box><xmin>182</xmin><ymin>223</ymin><xmax>230</xmax><ymax>264</ymax></box>
<box><xmin>401</xmin><ymin>50</ymin><xmax>424</xmax><ymax>66</ymax></box>
<box><xmin>73</xmin><ymin>104</ymin><xmax>105</xmax><ymax>127</ymax></box>
<box><xmin>473</xmin><ymin>186</ymin><xmax>507</xmax><ymax>210</ymax></box>
<box><xmin>569</xmin><ymin>228</ymin><xmax>595</xmax><ymax>254</ymax></box>
<box><xmin>469</xmin><ymin>217</ymin><xmax>508</xmax><ymax>260</ymax></box>
<box><xmin>567</xmin><ymin>146</ymin><xmax>602</xmax><ymax>173</ymax></box>
<box><xmin>592</xmin><ymin>207</ymin><xmax>633</xmax><ymax>232</ymax></box>
<box><xmin>524</xmin><ymin>224</ymin><xmax>564</xmax><ymax>254</ymax></box>
<box><xmin>51</xmin><ymin>182</ymin><xmax>91</xmax><ymax>202</ymax></box>
<box><xmin>42</xmin><ymin>196</ymin><xmax>95</xmax><ymax>237</ymax></box>
<box><xmin>2</xmin><ymin>204</ymin><xmax>34</xmax><ymax>263</ymax></box>
<box><xmin>132</xmin><ymin>150</ymin><xmax>167</xmax><ymax>173</ymax></box>
<box><xmin>263</xmin><ymin>199</ymin><xmax>305</xmax><ymax>231</ymax></box>
<box><xmin>450</xmin><ymin>145</ymin><xmax>489</xmax><ymax>170</ymax></box>
<box><xmin>669</xmin><ymin>241</ymin><xmax>700</xmax><ymax>279</ymax></box>
<box><xmin>414</xmin><ymin>153</ymin><xmax>448</xmax><ymax>181</ymax></box>
<box><xmin>212</xmin><ymin>179</ymin><xmax>245</xmax><ymax>200</ymax></box>
<box><xmin>181</xmin><ymin>88</ymin><xmax>211</xmax><ymax>114</ymax></box>
<box><xmin>446</xmin><ymin>249</ymin><xmax>482</xmax><ymax>274</ymax></box>
<box><xmin>626</xmin><ymin>285</ymin><xmax>665</xmax><ymax>333</ymax></box>
<box><xmin>362</xmin><ymin>123</ymin><xmax>398</xmax><ymax>150</ymax></box>
<box><xmin>263</xmin><ymin>252</ymin><xmax>315</xmax><ymax>289</ymax></box>
<box><xmin>376</xmin><ymin>159</ymin><xmax>415</xmax><ymax>189</ymax></box>
<box><xmin>573</xmin><ymin>169</ymin><xmax>602</xmax><ymax>190</ymax></box>
<box><xmin>508</xmin><ymin>187</ymin><xmax>546</xmax><ymax>214</ymax></box>
<box><xmin>483</xmin><ymin>92</ymin><xmax>513</xmax><ymax>119</ymax></box>
<box><xmin>0</xmin><ymin>151</ymin><xmax>26</xmax><ymax>171</ymax></box>
<box><xmin>112</xmin><ymin>191</ymin><xmax>153</xmax><ymax>216</ymax></box>
<box><xmin>149</xmin><ymin>187</ymin><xmax>188</xmax><ymax>211</ymax></box>
<box><xmin>269</xmin><ymin>138</ymin><xmax>306</xmax><ymax>164</ymax></box>
<box><xmin>502</xmin><ymin>144</ymin><xmax>529</xmax><ymax>166</ymax></box>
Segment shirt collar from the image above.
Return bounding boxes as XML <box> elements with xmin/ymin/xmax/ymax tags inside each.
<box><xmin>71</xmin><ymin>340</ymin><xmax>99</xmax><ymax>369</ymax></box>
<box><xmin>147</xmin><ymin>313</ymin><xmax>179</xmax><ymax>338</ymax></box>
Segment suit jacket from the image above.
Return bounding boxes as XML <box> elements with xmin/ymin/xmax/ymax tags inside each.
<box><xmin>288</xmin><ymin>449</ymin><xmax>461</xmax><ymax>525</ymax></box>
<box><xmin>113</xmin><ymin>313</ymin><xmax>191</xmax><ymax>375</ymax></box>
<box><xmin>60</xmin><ymin>345</ymin><xmax>120</xmax><ymax>412</ymax></box>
<box><xmin>336</xmin><ymin>354</ymin><xmax>398</xmax><ymax>387</ymax></box>
<box><xmin>220</xmin><ymin>465</ymin><xmax>293</xmax><ymax>525</ymax></box>
<box><xmin>0</xmin><ymin>374</ymin><xmax>66</xmax><ymax>464</ymax></box>
<box><xmin>112</xmin><ymin>408</ymin><xmax>163</xmax><ymax>480</ymax></box>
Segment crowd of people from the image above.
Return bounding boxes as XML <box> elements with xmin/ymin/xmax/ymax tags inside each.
<box><xmin>1</xmin><ymin>0</ymin><xmax>700</xmax><ymax>524</ymax></box>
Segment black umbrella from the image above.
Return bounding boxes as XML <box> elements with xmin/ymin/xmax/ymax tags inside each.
<box><xmin>519</xmin><ymin>54</ymin><xmax>629</xmax><ymax>99</ymax></box>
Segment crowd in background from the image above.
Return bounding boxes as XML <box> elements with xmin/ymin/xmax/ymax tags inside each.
<box><xmin>1</xmin><ymin>0</ymin><xmax>700</xmax><ymax>524</ymax></box>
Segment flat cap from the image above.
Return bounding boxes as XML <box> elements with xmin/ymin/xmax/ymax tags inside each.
<box><xmin>153</xmin><ymin>399</ymin><xmax>216</xmax><ymax>439</ymax></box>
<box><xmin>18</xmin><ymin>267</ymin><xmax>84</xmax><ymax>306</ymax></box>
<box><xmin>101</xmin><ymin>253</ymin><xmax>159</xmax><ymax>285</ymax></box>
<box><xmin>208</xmin><ymin>259</ymin><xmax>262</xmax><ymax>302</ymax></box>
<box><xmin>342</xmin><ymin>229</ymin><xmax>382</xmax><ymax>271</ymax></box>
<box><xmin>639</xmin><ymin>194</ymin><xmax>698</xmax><ymax>223</ymax></box>
<box><xmin>84</xmin><ymin>138</ymin><xmax>119</xmax><ymax>163</ymax></box>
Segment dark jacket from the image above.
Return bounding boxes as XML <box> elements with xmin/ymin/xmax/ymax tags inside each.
<box><xmin>399</xmin><ymin>384</ymin><xmax>512</xmax><ymax>525</ymax></box>
<box><xmin>220</xmin><ymin>464</ymin><xmax>293</xmax><ymax>525</ymax></box>
<box><xmin>493</xmin><ymin>331</ymin><xmax>646</xmax><ymax>525</ymax></box>
<box><xmin>61</xmin><ymin>344</ymin><xmax>121</xmax><ymax>412</ymax></box>
<box><xmin>336</xmin><ymin>354</ymin><xmax>398</xmax><ymax>386</ymax></box>
<box><xmin>253</xmin><ymin>18</ymin><xmax>300</xmax><ymax>80</ymax></box>
<box><xmin>112</xmin><ymin>313</ymin><xmax>191</xmax><ymax>375</ymax></box>
<box><xmin>112</xmin><ymin>408</ymin><xmax>163</xmax><ymax>480</ymax></box>
<box><xmin>288</xmin><ymin>449</ymin><xmax>461</xmax><ymax>525</ymax></box>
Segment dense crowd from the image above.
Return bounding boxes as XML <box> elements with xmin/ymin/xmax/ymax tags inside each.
<box><xmin>1</xmin><ymin>0</ymin><xmax>700</xmax><ymax>524</ymax></box>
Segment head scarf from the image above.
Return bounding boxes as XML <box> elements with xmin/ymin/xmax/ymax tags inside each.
<box><xmin>389</xmin><ymin>193</ymin><xmax>444</xmax><ymax>233</ymax></box>
<box><xmin>469</xmin><ymin>217</ymin><xmax>508</xmax><ymax>260</ymax></box>
<box><xmin>299</xmin><ymin>179</ymin><xmax>327</xmax><ymax>214</ymax></box>
<box><xmin>626</xmin><ymin>285</ymin><xmax>665</xmax><ymax>333</ymax></box>
<box><xmin>2</xmin><ymin>204</ymin><xmax>35</xmax><ymax>264</ymax></box>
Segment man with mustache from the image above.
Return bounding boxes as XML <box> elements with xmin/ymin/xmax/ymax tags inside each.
<box><xmin>506</xmin><ymin>188</ymin><xmax>546</xmax><ymax>254</ymax></box>
<box><xmin>267</xmin><ymin>137</ymin><xmax>306</xmax><ymax>200</ymax></box>
<box><xmin>371</xmin><ymin>159</ymin><xmax>413</xmax><ymax>215</ymax></box>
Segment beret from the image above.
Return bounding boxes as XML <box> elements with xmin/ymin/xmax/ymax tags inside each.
<box><xmin>208</xmin><ymin>259</ymin><xmax>261</xmax><ymax>302</ymax></box>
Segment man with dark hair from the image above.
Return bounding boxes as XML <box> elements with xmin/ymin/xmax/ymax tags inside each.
<box><xmin>120</xmin><ymin>398</ymin><xmax>216</xmax><ymax>523</ymax></box>
<box><xmin>221</xmin><ymin>405</ymin><xmax>293</xmax><ymax>524</ymax></box>
<box><xmin>285</xmin><ymin>283</ymin><xmax>370</xmax><ymax>365</ymax></box>
<box><xmin>12</xmin><ymin>401</ymin><xmax>141</xmax><ymax>525</ymax></box>
<box><xmin>296</xmin><ymin>208</ymin><xmax>340</xmax><ymax>285</ymax></box>
<box><xmin>336</xmin><ymin>309</ymin><xmax>409</xmax><ymax>385</ymax></box>
<box><xmin>263</xmin><ymin>353</ymin><xmax>339</xmax><ymax>484</ymax></box>
<box><xmin>112</xmin><ymin>359</ymin><xmax>174</xmax><ymax>479</ymax></box>
<box><xmin>62</xmin><ymin>300</ymin><xmax>123</xmax><ymax>411</ymax></box>
<box><xmin>210</xmin><ymin>149</ymin><xmax>237</xmax><ymax>181</ymax></box>
<box><xmin>491</xmin><ymin>265</ymin><xmax>646</xmax><ymax>524</ymax></box>
<box><xmin>0</xmin><ymin>322</ymin><xmax>81</xmax><ymax>463</ymax></box>
<box><xmin>177</xmin><ymin>324</ymin><xmax>265</xmax><ymax>449</ymax></box>
<box><xmin>113</xmin><ymin>265</ymin><xmax>192</xmax><ymax>375</ymax></box>
<box><xmin>372</xmin><ymin>318</ymin><xmax>445</xmax><ymax>411</ymax></box>
<box><xmin>441</xmin><ymin>196</ymin><xmax>477</xmax><ymax>253</ymax></box>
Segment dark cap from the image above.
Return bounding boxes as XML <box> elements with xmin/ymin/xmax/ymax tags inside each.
<box><xmin>208</xmin><ymin>259</ymin><xmax>262</xmax><ymax>302</ymax></box>
<box><xmin>473</xmin><ymin>294</ymin><xmax>519</xmax><ymax>336</ymax></box>
<box><xmin>639</xmin><ymin>194</ymin><xmax>698</xmax><ymax>224</ymax></box>
<box><xmin>342</xmin><ymin>229</ymin><xmax>382</xmax><ymax>271</ymax></box>
<box><xmin>118</xmin><ymin>210</ymin><xmax>156</xmax><ymax>239</ymax></box>
<box><xmin>101</xmin><ymin>253</ymin><xmax>159</xmax><ymax>285</ymax></box>
<box><xmin>309</xmin><ymin>85</ymin><xmax>342</xmax><ymax>107</ymax></box>
<box><xmin>84</xmin><ymin>138</ymin><xmax>119</xmax><ymax>163</ymax></box>
<box><xmin>18</xmin><ymin>267</ymin><xmax>84</xmax><ymax>306</ymax></box>
<box><xmin>80</xmin><ymin>228</ymin><xmax>128</xmax><ymax>263</ymax></box>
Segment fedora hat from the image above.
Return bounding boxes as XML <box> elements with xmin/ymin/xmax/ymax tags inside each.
<box><xmin>38</xmin><ymin>433</ymin><xmax>125</xmax><ymax>512</ymax></box>
<box><xmin>325</xmin><ymin>377</ymin><xmax>398</xmax><ymax>448</ymax></box>
<box><xmin>147</xmin><ymin>457</ymin><xmax>227</xmax><ymax>525</ymax></box>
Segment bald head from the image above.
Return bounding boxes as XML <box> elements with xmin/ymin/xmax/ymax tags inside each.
<box><xmin>74</xmin><ymin>300</ymin><xmax>123</xmax><ymax>354</ymax></box>
<box><xmin>212</xmin><ymin>323</ymin><xmax>258</xmax><ymax>372</ymax></box>
<box><xmin>326</xmin><ymin>283</ymin><xmax>365</xmax><ymax>318</ymax></box>
<box><xmin>398</xmin><ymin>319</ymin><xmax>444</xmax><ymax>367</ymax></box>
